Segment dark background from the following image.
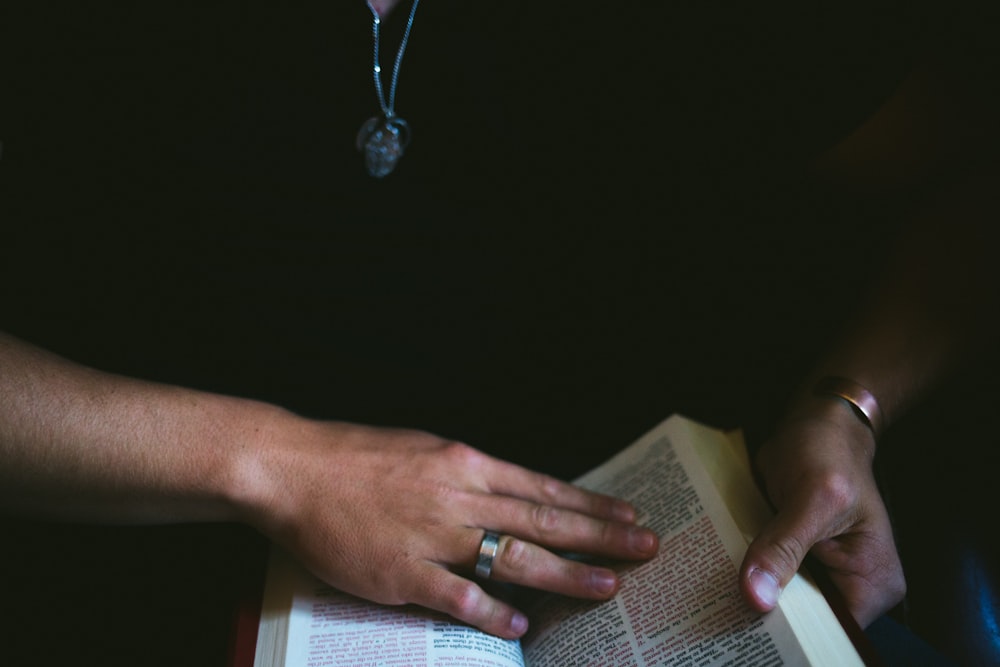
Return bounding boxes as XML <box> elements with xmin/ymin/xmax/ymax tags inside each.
<box><xmin>0</xmin><ymin>1</ymin><xmax>926</xmax><ymax>467</ymax></box>
<box><xmin>1</xmin><ymin>2</ymin><xmax>996</xmax><ymax>665</ymax></box>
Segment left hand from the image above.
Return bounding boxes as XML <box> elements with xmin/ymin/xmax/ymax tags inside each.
<box><xmin>239</xmin><ymin>416</ymin><xmax>659</xmax><ymax>638</ymax></box>
<box><xmin>739</xmin><ymin>399</ymin><xmax>905</xmax><ymax>628</ymax></box>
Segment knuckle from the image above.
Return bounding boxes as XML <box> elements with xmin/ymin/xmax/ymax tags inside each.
<box><xmin>539</xmin><ymin>475</ymin><xmax>563</xmax><ymax>502</ymax></box>
<box><xmin>531</xmin><ymin>503</ymin><xmax>561</xmax><ymax>533</ymax></box>
<box><xmin>813</xmin><ymin>471</ymin><xmax>858</xmax><ymax>511</ymax></box>
<box><xmin>889</xmin><ymin>573</ymin><xmax>907</xmax><ymax>605</ymax></box>
<box><xmin>599</xmin><ymin>518</ymin><xmax>620</xmax><ymax>544</ymax></box>
<box><xmin>443</xmin><ymin>441</ymin><xmax>482</xmax><ymax>468</ymax></box>
<box><xmin>873</xmin><ymin>545</ymin><xmax>907</xmax><ymax>604</ymax></box>
<box><xmin>447</xmin><ymin>580</ymin><xmax>485</xmax><ymax>620</ymax></box>
<box><xmin>498</xmin><ymin>536</ymin><xmax>531</xmax><ymax>574</ymax></box>
<box><xmin>570</xmin><ymin>561</ymin><xmax>598</xmax><ymax>590</ymax></box>
<box><xmin>767</xmin><ymin>533</ymin><xmax>809</xmax><ymax>572</ymax></box>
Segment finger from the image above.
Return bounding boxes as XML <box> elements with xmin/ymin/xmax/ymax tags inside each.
<box><xmin>486</xmin><ymin>534</ymin><xmax>621</xmax><ymax>599</ymax></box>
<box><xmin>809</xmin><ymin>507</ymin><xmax>907</xmax><ymax>627</ymax></box>
<box><xmin>407</xmin><ymin>563</ymin><xmax>530</xmax><ymax>639</ymax></box>
<box><xmin>465</xmin><ymin>494</ymin><xmax>658</xmax><ymax>560</ymax></box>
<box><xmin>739</xmin><ymin>494</ymin><xmax>839</xmax><ymax>612</ymax></box>
<box><xmin>480</xmin><ymin>457</ymin><xmax>637</xmax><ymax>523</ymax></box>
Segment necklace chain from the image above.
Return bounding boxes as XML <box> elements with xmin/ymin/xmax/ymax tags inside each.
<box><xmin>357</xmin><ymin>0</ymin><xmax>421</xmax><ymax>178</ymax></box>
<box><xmin>367</xmin><ymin>0</ymin><xmax>421</xmax><ymax>119</ymax></box>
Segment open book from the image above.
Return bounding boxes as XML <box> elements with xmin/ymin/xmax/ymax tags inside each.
<box><xmin>252</xmin><ymin>415</ymin><xmax>865</xmax><ymax>666</ymax></box>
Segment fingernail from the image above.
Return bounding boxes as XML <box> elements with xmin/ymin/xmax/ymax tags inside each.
<box><xmin>630</xmin><ymin>527</ymin><xmax>656</xmax><ymax>555</ymax></box>
<box><xmin>749</xmin><ymin>568</ymin><xmax>781</xmax><ymax>608</ymax></box>
<box><xmin>591</xmin><ymin>569</ymin><xmax>618</xmax><ymax>595</ymax></box>
<box><xmin>510</xmin><ymin>612</ymin><xmax>529</xmax><ymax>635</ymax></box>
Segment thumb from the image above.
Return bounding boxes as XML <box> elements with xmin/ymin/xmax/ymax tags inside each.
<box><xmin>739</xmin><ymin>500</ymin><xmax>828</xmax><ymax>613</ymax></box>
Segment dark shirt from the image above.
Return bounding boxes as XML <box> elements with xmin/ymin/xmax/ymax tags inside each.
<box><xmin>1</xmin><ymin>3</ymin><xmax>979</xmax><ymax>666</ymax></box>
<box><xmin>2</xmin><ymin>1</ymin><xmax>946</xmax><ymax>473</ymax></box>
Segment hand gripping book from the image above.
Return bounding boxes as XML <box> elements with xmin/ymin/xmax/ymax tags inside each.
<box><xmin>250</xmin><ymin>415</ymin><xmax>865</xmax><ymax>667</ymax></box>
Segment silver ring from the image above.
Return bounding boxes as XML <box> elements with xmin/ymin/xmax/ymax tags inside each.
<box><xmin>475</xmin><ymin>531</ymin><xmax>501</xmax><ymax>579</ymax></box>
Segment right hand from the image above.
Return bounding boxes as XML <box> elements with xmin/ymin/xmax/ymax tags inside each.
<box><xmin>738</xmin><ymin>400</ymin><xmax>905</xmax><ymax>628</ymax></box>
<box><xmin>239</xmin><ymin>415</ymin><xmax>659</xmax><ymax>638</ymax></box>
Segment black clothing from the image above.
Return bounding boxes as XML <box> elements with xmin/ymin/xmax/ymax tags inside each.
<box><xmin>2</xmin><ymin>3</ymin><xmax>992</xmax><ymax>666</ymax></box>
<box><xmin>1</xmin><ymin>2</ymin><xmax>938</xmax><ymax>472</ymax></box>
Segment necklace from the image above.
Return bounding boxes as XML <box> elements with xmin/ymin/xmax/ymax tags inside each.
<box><xmin>356</xmin><ymin>0</ymin><xmax>421</xmax><ymax>178</ymax></box>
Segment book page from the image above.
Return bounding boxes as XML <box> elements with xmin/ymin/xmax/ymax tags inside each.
<box><xmin>699</xmin><ymin>424</ymin><xmax>867</xmax><ymax>665</ymax></box>
<box><xmin>254</xmin><ymin>548</ymin><xmax>525</xmax><ymax>667</ymax></box>
<box><xmin>521</xmin><ymin>415</ymin><xmax>861</xmax><ymax>667</ymax></box>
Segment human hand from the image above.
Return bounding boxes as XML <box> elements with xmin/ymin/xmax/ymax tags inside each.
<box><xmin>739</xmin><ymin>400</ymin><xmax>905</xmax><ymax>628</ymax></box>
<box><xmin>239</xmin><ymin>416</ymin><xmax>658</xmax><ymax>638</ymax></box>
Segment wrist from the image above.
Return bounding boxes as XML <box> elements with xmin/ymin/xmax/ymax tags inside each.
<box><xmin>784</xmin><ymin>391</ymin><xmax>879</xmax><ymax>461</ymax></box>
<box><xmin>218</xmin><ymin>399</ymin><xmax>306</xmax><ymax>530</ymax></box>
<box><xmin>812</xmin><ymin>376</ymin><xmax>885</xmax><ymax>442</ymax></box>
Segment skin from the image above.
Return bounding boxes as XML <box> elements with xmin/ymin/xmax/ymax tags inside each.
<box><xmin>368</xmin><ymin>0</ymin><xmax>402</xmax><ymax>18</ymax></box>
<box><xmin>5</xmin><ymin>0</ymin><xmax>996</xmax><ymax>643</ymax></box>
<box><xmin>3</xmin><ymin>0</ymin><xmax>657</xmax><ymax>642</ymax></box>
<box><xmin>739</xmin><ymin>61</ymin><xmax>1000</xmax><ymax>627</ymax></box>
<box><xmin>352</xmin><ymin>4</ymin><xmax>1000</xmax><ymax>632</ymax></box>
<box><xmin>743</xmin><ymin>397</ymin><xmax>905</xmax><ymax>628</ymax></box>
<box><xmin>0</xmin><ymin>332</ymin><xmax>657</xmax><ymax>638</ymax></box>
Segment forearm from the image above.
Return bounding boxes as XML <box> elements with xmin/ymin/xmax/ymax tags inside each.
<box><xmin>800</xmin><ymin>53</ymin><xmax>1000</xmax><ymax>429</ymax></box>
<box><xmin>0</xmin><ymin>330</ymin><xmax>280</xmax><ymax>523</ymax></box>
<box><xmin>788</xmin><ymin>175</ymin><xmax>999</xmax><ymax>434</ymax></box>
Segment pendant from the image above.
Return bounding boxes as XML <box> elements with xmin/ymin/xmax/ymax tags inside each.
<box><xmin>356</xmin><ymin>115</ymin><xmax>412</xmax><ymax>178</ymax></box>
